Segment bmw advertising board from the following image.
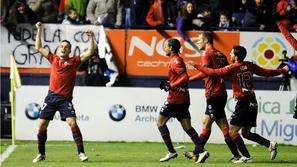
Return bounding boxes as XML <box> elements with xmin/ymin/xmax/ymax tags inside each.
<box><xmin>15</xmin><ymin>86</ymin><xmax>297</xmax><ymax>145</ymax></box>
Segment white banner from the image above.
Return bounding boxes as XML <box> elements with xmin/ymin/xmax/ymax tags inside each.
<box><xmin>15</xmin><ymin>86</ymin><xmax>297</xmax><ymax>145</ymax></box>
<box><xmin>0</xmin><ymin>24</ymin><xmax>102</xmax><ymax>68</ymax></box>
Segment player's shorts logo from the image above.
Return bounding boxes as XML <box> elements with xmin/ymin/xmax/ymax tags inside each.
<box><xmin>109</xmin><ymin>104</ymin><xmax>126</xmax><ymax>121</ymax></box>
<box><xmin>251</xmin><ymin>36</ymin><xmax>286</xmax><ymax>69</ymax></box>
<box><xmin>25</xmin><ymin>103</ymin><xmax>41</xmax><ymax>120</ymax></box>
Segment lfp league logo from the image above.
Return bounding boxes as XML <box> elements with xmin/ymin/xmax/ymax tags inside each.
<box><xmin>109</xmin><ymin>104</ymin><xmax>126</xmax><ymax>121</ymax></box>
<box><xmin>25</xmin><ymin>103</ymin><xmax>41</xmax><ymax>120</ymax></box>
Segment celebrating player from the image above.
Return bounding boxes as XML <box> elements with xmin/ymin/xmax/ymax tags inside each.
<box><xmin>32</xmin><ymin>22</ymin><xmax>94</xmax><ymax>163</ymax></box>
<box><xmin>157</xmin><ymin>38</ymin><xmax>209</xmax><ymax>163</ymax></box>
<box><xmin>189</xmin><ymin>45</ymin><xmax>288</xmax><ymax>163</ymax></box>
<box><xmin>276</xmin><ymin>17</ymin><xmax>297</xmax><ymax>119</ymax></box>
<box><xmin>184</xmin><ymin>31</ymin><xmax>240</xmax><ymax>162</ymax></box>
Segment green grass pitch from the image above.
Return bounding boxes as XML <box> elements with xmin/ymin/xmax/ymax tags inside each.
<box><xmin>1</xmin><ymin>140</ymin><xmax>297</xmax><ymax>167</ymax></box>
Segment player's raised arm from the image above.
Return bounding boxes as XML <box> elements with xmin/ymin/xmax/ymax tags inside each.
<box><xmin>35</xmin><ymin>22</ymin><xmax>49</xmax><ymax>58</ymax></box>
<box><xmin>276</xmin><ymin>22</ymin><xmax>297</xmax><ymax>50</ymax></box>
<box><xmin>80</xmin><ymin>30</ymin><xmax>95</xmax><ymax>63</ymax></box>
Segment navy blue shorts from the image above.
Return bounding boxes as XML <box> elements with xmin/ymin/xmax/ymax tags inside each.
<box><xmin>159</xmin><ymin>102</ymin><xmax>191</xmax><ymax>121</ymax></box>
<box><xmin>39</xmin><ymin>91</ymin><xmax>76</xmax><ymax>121</ymax></box>
<box><xmin>205</xmin><ymin>96</ymin><xmax>227</xmax><ymax>120</ymax></box>
<box><xmin>230</xmin><ymin>96</ymin><xmax>258</xmax><ymax>127</ymax></box>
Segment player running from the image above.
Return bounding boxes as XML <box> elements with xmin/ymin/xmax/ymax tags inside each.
<box><xmin>157</xmin><ymin>38</ymin><xmax>209</xmax><ymax>163</ymax></box>
<box><xmin>189</xmin><ymin>45</ymin><xmax>288</xmax><ymax>163</ymax></box>
<box><xmin>184</xmin><ymin>31</ymin><xmax>240</xmax><ymax>162</ymax></box>
<box><xmin>32</xmin><ymin>22</ymin><xmax>94</xmax><ymax>163</ymax></box>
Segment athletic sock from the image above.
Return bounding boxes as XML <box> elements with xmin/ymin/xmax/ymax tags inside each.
<box><xmin>186</xmin><ymin>127</ymin><xmax>204</xmax><ymax>154</ymax></box>
<box><xmin>243</xmin><ymin>132</ymin><xmax>270</xmax><ymax>147</ymax></box>
<box><xmin>231</xmin><ymin>133</ymin><xmax>251</xmax><ymax>158</ymax></box>
<box><xmin>158</xmin><ymin>125</ymin><xmax>175</xmax><ymax>153</ymax></box>
<box><xmin>37</xmin><ymin>129</ymin><xmax>47</xmax><ymax>155</ymax></box>
<box><xmin>200</xmin><ymin>129</ymin><xmax>211</xmax><ymax>146</ymax></box>
<box><xmin>71</xmin><ymin>126</ymin><xmax>85</xmax><ymax>154</ymax></box>
<box><xmin>222</xmin><ymin>128</ymin><xmax>240</xmax><ymax>158</ymax></box>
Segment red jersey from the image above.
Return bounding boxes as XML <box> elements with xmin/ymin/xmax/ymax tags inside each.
<box><xmin>277</xmin><ymin>22</ymin><xmax>297</xmax><ymax>50</ymax></box>
<box><xmin>193</xmin><ymin>46</ymin><xmax>229</xmax><ymax>99</ymax></box>
<box><xmin>47</xmin><ymin>53</ymin><xmax>81</xmax><ymax>98</ymax></box>
<box><xmin>167</xmin><ymin>54</ymin><xmax>190</xmax><ymax>104</ymax></box>
<box><xmin>194</xmin><ymin>61</ymin><xmax>286</xmax><ymax>99</ymax></box>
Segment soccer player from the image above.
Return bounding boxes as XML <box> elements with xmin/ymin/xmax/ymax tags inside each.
<box><xmin>276</xmin><ymin>18</ymin><xmax>297</xmax><ymax>119</ymax></box>
<box><xmin>32</xmin><ymin>22</ymin><xmax>94</xmax><ymax>163</ymax></box>
<box><xmin>157</xmin><ymin>38</ymin><xmax>209</xmax><ymax>163</ymax></box>
<box><xmin>184</xmin><ymin>31</ymin><xmax>240</xmax><ymax>162</ymax></box>
<box><xmin>188</xmin><ymin>45</ymin><xmax>288</xmax><ymax>163</ymax></box>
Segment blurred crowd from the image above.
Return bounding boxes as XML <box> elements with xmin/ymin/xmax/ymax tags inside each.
<box><xmin>1</xmin><ymin>0</ymin><xmax>297</xmax><ymax>39</ymax></box>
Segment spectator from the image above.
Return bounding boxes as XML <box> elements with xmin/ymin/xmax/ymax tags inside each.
<box><xmin>122</xmin><ymin>0</ymin><xmax>133</xmax><ymax>27</ymax></box>
<box><xmin>78</xmin><ymin>49</ymin><xmax>109</xmax><ymax>86</ymax></box>
<box><xmin>7</xmin><ymin>0</ymin><xmax>37</xmax><ymax>37</ymax></box>
<box><xmin>241</xmin><ymin>0</ymin><xmax>272</xmax><ymax>31</ymax></box>
<box><xmin>146</xmin><ymin>0</ymin><xmax>173</xmax><ymax>28</ymax></box>
<box><xmin>231</xmin><ymin>0</ymin><xmax>247</xmax><ymax>27</ymax></box>
<box><xmin>66</xmin><ymin>0</ymin><xmax>88</xmax><ymax>23</ymax></box>
<box><xmin>132</xmin><ymin>0</ymin><xmax>150</xmax><ymax>26</ymax></box>
<box><xmin>176</xmin><ymin>1</ymin><xmax>197</xmax><ymax>42</ymax></box>
<box><xmin>27</xmin><ymin>0</ymin><xmax>41</xmax><ymax>12</ymax></box>
<box><xmin>218</xmin><ymin>10</ymin><xmax>233</xmax><ymax>31</ymax></box>
<box><xmin>86</xmin><ymin>0</ymin><xmax>123</xmax><ymax>28</ymax></box>
<box><xmin>62</xmin><ymin>8</ymin><xmax>83</xmax><ymax>25</ymax></box>
<box><xmin>1</xmin><ymin>0</ymin><xmax>9</xmax><ymax>24</ymax></box>
<box><xmin>58</xmin><ymin>0</ymin><xmax>67</xmax><ymax>22</ymax></box>
<box><xmin>194</xmin><ymin>4</ymin><xmax>217</xmax><ymax>30</ymax></box>
<box><xmin>165</xmin><ymin>0</ymin><xmax>178</xmax><ymax>27</ymax></box>
<box><xmin>28</xmin><ymin>0</ymin><xmax>58</xmax><ymax>23</ymax></box>
<box><xmin>273</xmin><ymin>0</ymin><xmax>297</xmax><ymax>31</ymax></box>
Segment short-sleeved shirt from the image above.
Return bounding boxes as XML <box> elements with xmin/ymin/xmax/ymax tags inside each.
<box><xmin>167</xmin><ymin>54</ymin><xmax>190</xmax><ymax>104</ymax></box>
<box><xmin>202</xmin><ymin>46</ymin><xmax>228</xmax><ymax>98</ymax></box>
<box><xmin>47</xmin><ymin>53</ymin><xmax>81</xmax><ymax>98</ymax></box>
<box><xmin>195</xmin><ymin>61</ymin><xmax>286</xmax><ymax>99</ymax></box>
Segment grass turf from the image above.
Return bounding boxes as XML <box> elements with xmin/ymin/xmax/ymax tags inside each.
<box><xmin>1</xmin><ymin>140</ymin><xmax>297</xmax><ymax>167</ymax></box>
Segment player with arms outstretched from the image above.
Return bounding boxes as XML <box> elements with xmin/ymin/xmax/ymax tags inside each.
<box><xmin>189</xmin><ymin>45</ymin><xmax>288</xmax><ymax>163</ymax></box>
<box><xmin>32</xmin><ymin>22</ymin><xmax>95</xmax><ymax>163</ymax></box>
<box><xmin>276</xmin><ymin>16</ymin><xmax>297</xmax><ymax>119</ymax></box>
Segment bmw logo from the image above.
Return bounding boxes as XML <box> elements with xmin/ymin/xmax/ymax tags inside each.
<box><xmin>25</xmin><ymin>103</ymin><xmax>41</xmax><ymax>120</ymax></box>
<box><xmin>109</xmin><ymin>104</ymin><xmax>126</xmax><ymax>121</ymax></box>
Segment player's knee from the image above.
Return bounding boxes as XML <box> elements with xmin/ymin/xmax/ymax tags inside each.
<box><xmin>156</xmin><ymin>121</ymin><xmax>165</xmax><ymax>127</ymax></box>
<box><xmin>67</xmin><ymin>119</ymin><xmax>78</xmax><ymax>128</ymax></box>
<box><xmin>241</xmin><ymin>131</ymin><xmax>250</xmax><ymax>139</ymax></box>
<box><xmin>228</xmin><ymin>128</ymin><xmax>237</xmax><ymax>137</ymax></box>
<box><xmin>202</xmin><ymin>119</ymin><xmax>208</xmax><ymax>126</ymax></box>
<box><xmin>182</xmin><ymin>125</ymin><xmax>191</xmax><ymax>131</ymax></box>
<box><xmin>38</xmin><ymin>120</ymin><xmax>49</xmax><ymax>130</ymax></box>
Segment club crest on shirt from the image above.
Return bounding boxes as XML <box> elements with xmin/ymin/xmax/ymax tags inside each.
<box><xmin>240</xmin><ymin>65</ymin><xmax>247</xmax><ymax>70</ymax></box>
<box><xmin>173</xmin><ymin>58</ymin><xmax>179</xmax><ymax>64</ymax></box>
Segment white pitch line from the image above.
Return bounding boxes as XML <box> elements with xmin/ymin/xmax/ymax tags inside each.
<box><xmin>0</xmin><ymin>145</ymin><xmax>17</xmax><ymax>165</ymax></box>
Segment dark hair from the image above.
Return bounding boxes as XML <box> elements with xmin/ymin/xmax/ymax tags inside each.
<box><xmin>67</xmin><ymin>8</ymin><xmax>77</xmax><ymax>14</ymax></box>
<box><xmin>16</xmin><ymin>1</ymin><xmax>25</xmax><ymax>8</ymax></box>
<box><xmin>219</xmin><ymin>10</ymin><xmax>229</xmax><ymax>18</ymax></box>
<box><xmin>167</xmin><ymin>38</ymin><xmax>181</xmax><ymax>53</ymax></box>
<box><xmin>233</xmin><ymin>45</ymin><xmax>247</xmax><ymax>61</ymax></box>
<box><xmin>61</xmin><ymin>40</ymin><xmax>72</xmax><ymax>49</ymax></box>
<box><xmin>181</xmin><ymin>2</ymin><xmax>196</xmax><ymax>19</ymax></box>
<box><xmin>201</xmin><ymin>31</ymin><xmax>213</xmax><ymax>44</ymax></box>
